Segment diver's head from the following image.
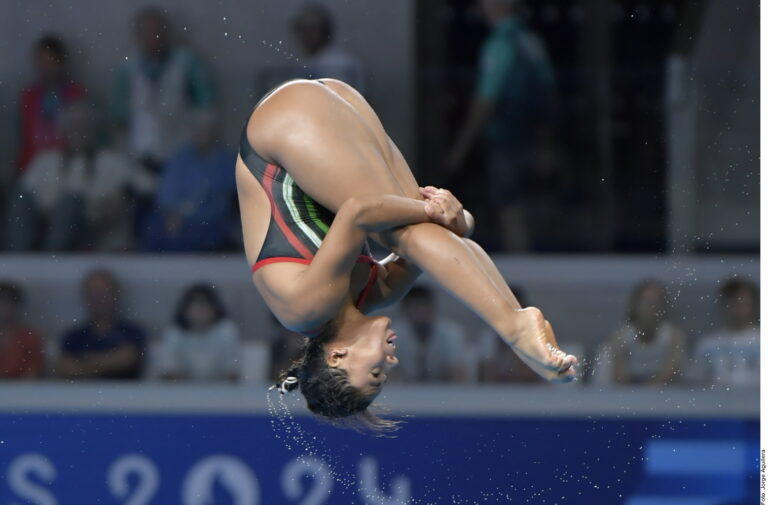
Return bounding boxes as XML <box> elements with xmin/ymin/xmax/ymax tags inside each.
<box><xmin>325</xmin><ymin>313</ymin><xmax>399</xmax><ymax>392</ymax></box>
<box><xmin>274</xmin><ymin>308</ymin><xmax>400</xmax><ymax>434</ymax></box>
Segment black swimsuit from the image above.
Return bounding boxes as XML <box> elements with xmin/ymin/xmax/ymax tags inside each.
<box><xmin>239</xmin><ymin>109</ymin><xmax>378</xmax><ymax>311</ymax></box>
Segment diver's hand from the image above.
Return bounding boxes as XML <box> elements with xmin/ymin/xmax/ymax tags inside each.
<box><xmin>420</xmin><ymin>186</ymin><xmax>469</xmax><ymax>237</ymax></box>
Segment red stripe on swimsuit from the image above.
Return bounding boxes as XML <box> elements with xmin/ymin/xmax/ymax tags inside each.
<box><xmin>260</xmin><ymin>163</ymin><xmax>314</xmax><ymax>261</ymax></box>
<box><xmin>252</xmin><ymin>254</ymin><xmax>378</xmax><ymax>311</ymax></box>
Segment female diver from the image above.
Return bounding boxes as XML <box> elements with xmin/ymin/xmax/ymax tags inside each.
<box><xmin>236</xmin><ymin>78</ymin><xmax>578</xmax><ymax>432</ymax></box>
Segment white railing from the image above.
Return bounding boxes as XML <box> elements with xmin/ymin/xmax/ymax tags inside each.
<box><xmin>0</xmin><ymin>382</ymin><xmax>757</xmax><ymax>418</ymax></box>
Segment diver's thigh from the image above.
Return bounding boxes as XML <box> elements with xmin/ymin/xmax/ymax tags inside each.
<box><xmin>257</xmin><ymin>82</ymin><xmax>410</xmax><ymax>212</ymax></box>
<box><xmin>318</xmin><ymin>79</ymin><xmax>421</xmax><ymax>200</ymax></box>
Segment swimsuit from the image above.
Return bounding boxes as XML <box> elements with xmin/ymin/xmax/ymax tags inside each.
<box><xmin>239</xmin><ymin>120</ymin><xmax>378</xmax><ymax>312</ymax></box>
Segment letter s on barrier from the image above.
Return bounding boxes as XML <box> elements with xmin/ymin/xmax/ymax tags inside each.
<box><xmin>8</xmin><ymin>453</ymin><xmax>57</xmax><ymax>505</ymax></box>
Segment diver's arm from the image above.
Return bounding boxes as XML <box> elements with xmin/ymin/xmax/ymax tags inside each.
<box><xmin>362</xmin><ymin>256</ymin><xmax>423</xmax><ymax>312</ymax></box>
<box><xmin>288</xmin><ymin>195</ymin><xmax>434</xmax><ymax>325</ymax></box>
<box><xmin>365</xmin><ymin>187</ymin><xmax>473</xmax><ymax>309</ymax></box>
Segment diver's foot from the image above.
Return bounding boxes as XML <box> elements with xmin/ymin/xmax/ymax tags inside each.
<box><xmin>505</xmin><ymin>307</ymin><xmax>578</xmax><ymax>383</ymax></box>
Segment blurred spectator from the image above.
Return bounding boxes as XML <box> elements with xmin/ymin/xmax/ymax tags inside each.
<box><xmin>141</xmin><ymin>109</ymin><xmax>236</xmax><ymax>252</ymax></box>
<box><xmin>477</xmin><ymin>285</ymin><xmax>543</xmax><ymax>383</ymax></box>
<box><xmin>447</xmin><ymin>0</ymin><xmax>555</xmax><ymax>251</ymax></box>
<box><xmin>597</xmin><ymin>280</ymin><xmax>686</xmax><ymax>386</ymax></box>
<box><xmin>4</xmin><ymin>101</ymin><xmax>146</xmax><ymax>252</ymax></box>
<box><xmin>56</xmin><ymin>269</ymin><xmax>146</xmax><ymax>379</ymax></box>
<box><xmin>690</xmin><ymin>278</ymin><xmax>760</xmax><ymax>387</ymax></box>
<box><xmin>268</xmin><ymin>315</ymin><xmax>304</xmax><ymax>382</ymax></box>
<box><xmin>291</xmin><ymin>2</ymin><xmax>366</xmax><ymax>92</ymax></box>
<box><xmin>389</xmin><ymin>286</ymin><xmax>471</xmax><ymax>383</ymax></box>
<box><xmin>157</xmin><ymin>284</ymin><xmax>240</xmax><ymax>382</ymax></box>
<box><xmin>0</xmin><ymin>282</ymin><xmax>44</xmax><ymax>379</ymax></box>
<box><xmin>111</xmin><ymin>6</ymin><xmax>215</xmax><ymax>187</ymax></box>
<box><xmin>16</xmin><ymin>34</ymin><xmax>86</xmax><ymax>174</ymax></box>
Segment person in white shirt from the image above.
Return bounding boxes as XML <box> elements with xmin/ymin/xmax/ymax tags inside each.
<box><xmin>388</xmin><ymin>286</ymin><xmax>471</xmax><ymax>383</ymax></box>
<box><xmin>690</xmin><ymin>277</ymin><xmax>759</xmax><ymax>388</ymax></box>
<box><xmin>158</xmin><ymin>284</ymin><xmax>241</xmax><ymax>382</ymax></box>
<box><xmin>291</xmin><ymin>3</ymin><xmax>366</xmax><ymax>93</ymax></box>
<box><xmin>4</xmin><ymin>101</ymin><xmax>145</xmax><ymax>251</ymax></box>
<box><xmin>598</xmin><ymin>279</ymin><xmax>687</xmax><ymax>386</ymax></box>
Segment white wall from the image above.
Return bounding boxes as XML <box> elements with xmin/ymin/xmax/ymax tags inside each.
<box><xmin>0</xmin><ymin>0</ymin><xmax>415</xmax><ymax>177</ymax></box>
<box><xmin>0</xmin><ymin>382</ymin><xmax>758</xmax><ymax>417</ymax></box>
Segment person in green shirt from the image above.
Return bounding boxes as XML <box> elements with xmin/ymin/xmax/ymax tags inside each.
<box><xmin>448</xmin><ymin>0</ymin><xmax>555</xmax><ymax>251</ymax></box>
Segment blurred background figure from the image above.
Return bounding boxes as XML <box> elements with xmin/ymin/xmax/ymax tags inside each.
<box><xmin>690</xmin><ymin>278</ymin><xmax>760</xmax><ymax>388</ymax></box>
<box><xmin>594</xmin><ymin>279</ymin><xmax>686</xmax><ymax>386</ymax></box>
<box><xmin>268</xmin><ymin>315</ymin><xmax>304</xmax><ymax>383</ymax></box>
<box><xmin>111</xmin><ymin>5</ymin><xmax>215</xmax><ymax>227</ymax></box>
<box><xmin>157</xmin><ymin>284</ymin><xmax>241</xmax><ymax>382</ymax></box>
<box><xmin>16</xmin><ymin>34</ymin><xmax>86</xmax><ymax>175</ymax></box>
<box><xmin>141</xmin><ymin>108</ymin><xmax>236</xmax><ymax>252</ymax></box>
<box><xmin>0</xmin><ymin>282</ymin><xmax>44</xmax><ymax>379</ymax></box>
<box><xmin>446</xmin><ymin>0</ymin><xmax>555</xmax><ymax>252</ymax></box>
<box><xmin>5</xmin><ymin>101</ymin><xmax>143</xmax><ymax>252</ymax></box>
<box><xmin>476</xmin><ymin>285</ymin><xmax>543</xmax><ymax>383</ymax></box>
<box><xmin>55</xmin><ymin>269</ymin><xmax>146</xmax><ymax>380</ymax></box>
<box><xmin>389</xmin><ymin>286</ymin><xmax>471</xmax><ymax>383</ymax></box>
<box><xmin>291</xmin><ymin>2</ymin><xmax>366</xmax><ymax>92</ymax></box>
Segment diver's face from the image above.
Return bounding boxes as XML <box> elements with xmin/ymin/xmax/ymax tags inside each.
<box><xmin>326</xmin><ymin>316</ymin><xmax>399</xmax><ymax>396</ymax></box>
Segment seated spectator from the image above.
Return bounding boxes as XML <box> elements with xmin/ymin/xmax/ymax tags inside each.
<box><xmin>142</xmin><ymin>109</ymin><xmax>236</xmax><ymax>252</ymax></box>
<box><xmin>291</xmin><ymin>3</ymin><xmax>366</xmax><ymax>92</ymax></box>
<box><xmin>56</xmin><ymin>269</ymin><xmax>146</xmax><ymax>379</ymax></box>
<box><xmin>0</xmin><ymin>282</ymin><xmax>44</xmax><ymax>379</ymax></box>
<box><xmin>268</xmin><ymin>315</ymin><xmax>304</xmax><ymax>383</ymax></box>
<box><xmin>4</xmin><ymin>101</ymin><xmax>146</xmax><ymax>252</ymax></box>
<box><xmin>690</xmin><ymin>277</ymin><xmax>759</xmax><ymax>387</ymax></box>
<box><xmin>157</xmin><ymin>284</ymin><xmax>241</xmax><ymax>382</ymax></box>
<box><xmin>112</xmin><ymin>7</ymin><xmax>216</xmax><ymax>234</ymax></box>
<box><xmin>477</xmin><ymin>285</ymin><xmax>543</xmax><ymax>383</ymax></box>
<box><xmin>112</xmin><ymin>6</ymin><xmax>215</xmax><ymax>178</ymax></box>
<box><xmin>389</xmin><ymin>286</ymin><xmax>471</xmax><ymax>383</ymax></box>
<box><xmin>16</xmin><ymin>34</ymin><xmax>86</xmax><ymax>174</ymax></box>
<box><xmin>598</xmin><ymin>279</ymin><xmax>686</xmax><ymax>386</ymax></box>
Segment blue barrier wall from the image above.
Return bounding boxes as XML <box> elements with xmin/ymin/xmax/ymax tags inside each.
<box><xmin>0</xmin><ymin>412</ymin><xmax>758</xmax><ymax>505</ymax></box>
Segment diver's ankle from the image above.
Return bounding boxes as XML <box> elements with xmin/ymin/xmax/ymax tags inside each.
<box><xmin>497</xmin><ymin>307</ymin><xmax>535</xmax><ymax>348</ymax></box>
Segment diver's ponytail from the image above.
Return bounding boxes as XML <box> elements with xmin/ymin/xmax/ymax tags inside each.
<box><xmin>272</xmin><ymin>361</ymin><xmax>303</xmax><ymax>394</ymax></box>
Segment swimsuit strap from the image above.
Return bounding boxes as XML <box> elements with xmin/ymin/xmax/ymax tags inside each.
<box><xmin>353</xmin><ymin>255</ymin><xmax>378</xmax><ymax>309</ymax></box>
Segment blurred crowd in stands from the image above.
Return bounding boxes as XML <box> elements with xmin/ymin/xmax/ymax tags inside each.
<box><xmin>0</xmin><ymin>270</ymin><xmax>759</xmax><ymax>388</ymax></box>
<box><xmin>0</xmin><ymin>0</ymin><xmax>596</xmax><ymax>254</ymax></box>
<box><xmin>0</xmin><ymin>0</ymin><xmax>757</xmax><ymax>254</ymax></box>
<box><xmin>1</xmin><ymin>3</ymin><xmax>367</xmax><ymax>253</ymax></box>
